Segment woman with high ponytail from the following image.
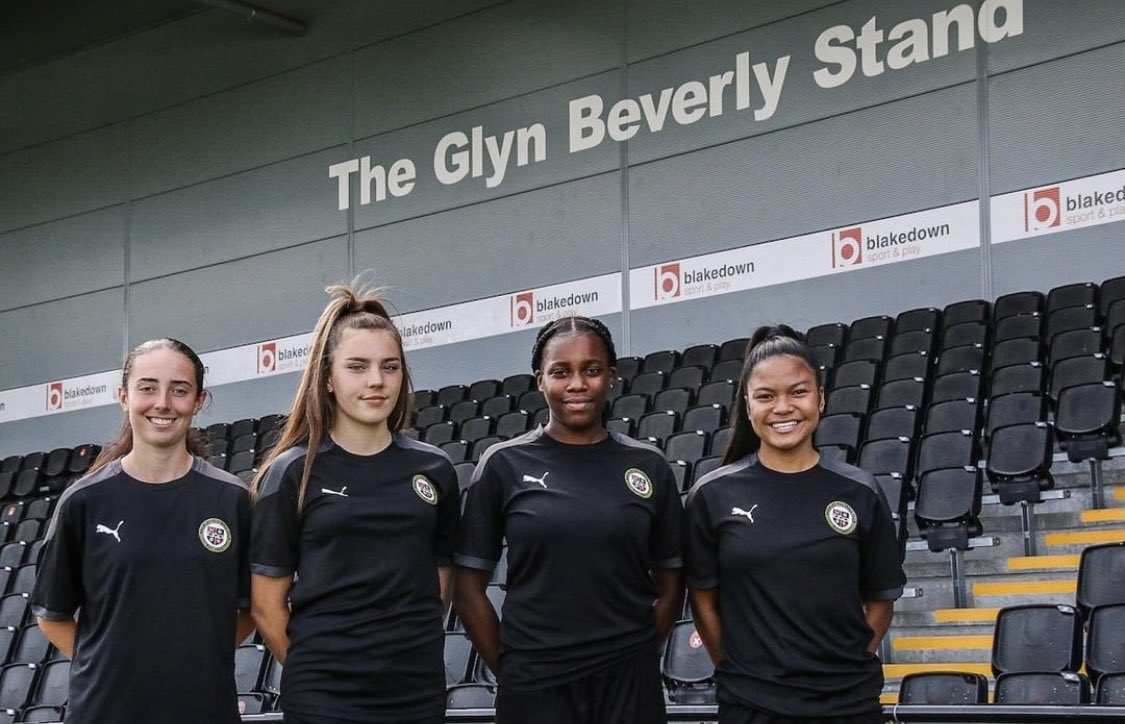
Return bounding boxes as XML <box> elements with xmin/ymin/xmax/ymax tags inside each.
<box><xmin>32</xmin><ymin>338</ymin><xmax>252</xmax><ymax>724</ymax></box>
<box><xmin>250</xmin><ymin>281</ymin><xmax>458</xmax><ymax>724</ymax></box>
<box><xmin>684</xmin><ymin>325</ymin><xmax>905</xmax><ymax>724</ymax></box>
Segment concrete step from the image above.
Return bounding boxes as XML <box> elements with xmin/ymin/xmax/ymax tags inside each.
<box><xmin>889</xmin><ymin>633</ymin><xmax>993</xmax><ymax>664</ymax></box>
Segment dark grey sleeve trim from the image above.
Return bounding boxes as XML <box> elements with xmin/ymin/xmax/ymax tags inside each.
<box><xmin>31</xmin><ymin>605</ymin><xmax>76</xmax><ymax>621</ymax></box>
<box><xmin>453</xmin><ymin>553</ymin><xmax>497</xmax><ymax>571</ymax></box>
<box><xmin>652</xmin><ymin>556</ymin><xmax>683</xmax><ymax>569</ymax></box>
<box><xmin>686</xmin><ymin>576</ymin><xmax>719</xmax><ymax>589</ymax></box>
<box><xmin>237</xmin><ymin>597</ymin><xmax>251</xmax><ymax>610</ymax></box>
<box><xmin>249</xmin><ymin>563</ymin><xmax>294</xmax><ymax>577</ymax></box>
<box><xmin>862</xmin><ymin>586</ymin><xmax>904</xmax><ymax>601</ymax></box>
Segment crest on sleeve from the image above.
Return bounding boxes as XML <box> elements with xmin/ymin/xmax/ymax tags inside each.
<box><xmin>413</xmin><ymin>474</ymin><xmax>438</xmax><ymax>505</ymax></box>
<box><xmin>198</xmin><ymin>518</ymin><xmax>232</xmax><ymax>553</ymax></box>
<box><xmin>624</xmin><ymin>468</ymin><xmax>653</xmax><ymax>499</ymax></box>
<box><xmin>824</xmin><ymin>501</ymin><xmax>858</xmax><ymax>535</ymax></box>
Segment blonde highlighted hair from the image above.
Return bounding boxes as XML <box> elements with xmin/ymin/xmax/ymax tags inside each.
<box><xmin>252</xmin><ymin>281</ymin><xmax>412</xmax><ymax>508</ymax></box>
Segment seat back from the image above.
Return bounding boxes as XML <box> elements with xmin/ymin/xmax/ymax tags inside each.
<box><xmin>1086</xmin><ymin>604</ymin><xmax>1125</xmax><ymax>682</ymax></box>
<box><xmin>995</xmin><ymin>672</ymin><xmax>1089</xmax><ymax>705</ymax></box>
<box><xmin>992</xmin><ymin>604</ymin><xmax>1083</xmax><ymax>675</ymax></box>
<box><xmin>899</xmin><ymin>671</ymin><xmax>988</xmax><ymax>704</ymax></box>
<box><xmin>1077</xmin><ymin>543</ymin><xmax>1125</xmax><ymax>617</ymax></box>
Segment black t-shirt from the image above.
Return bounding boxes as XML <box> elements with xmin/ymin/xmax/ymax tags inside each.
<box><xmin>30</xmin><ymin>458</ymin><xmax>250</xmax><ymax>724</ymax></box>
<box><xmin>250</xmin><ymin>434</ymin><xmax>459</xmax><ymax>722</ymax></box>
<box><xmin>455</xmin><ymin>427</ymin><xmax>683</xmax><ymax>689</ymax></box>
<box><xmin>684</xmin><ymin>454</ymin><xmax>905</xmax><ymax>717</ymax></box>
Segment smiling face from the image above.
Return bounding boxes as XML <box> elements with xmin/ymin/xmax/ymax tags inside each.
<box><xmin>328</xmin><ymin>327</ymin><xmax>404</xmax><ymax>436</ymax></box>
<box><xmin>119</xmin><ymin>347</ymin><xmax>206</xmax><ymax>454</ymax></box>
<box><xmin>537</xmin><ymin>331</ymin><xmax>614</xmax><ymax>444</ymax></box>
<box><xmin>744</xmin><ymin>353</ymin><xmax>824</xmax><ymax>467</ymax></box>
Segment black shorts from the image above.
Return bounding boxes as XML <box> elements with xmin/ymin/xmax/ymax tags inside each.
<box><xmin>718</xmin><ymin>700</ymin><xmax>884</xmax><ymax>724</ymax></box>
<box><xmin>496</xmin><ymin>650</ymin><xmax>666</xmax><ymax>724</ymax></box>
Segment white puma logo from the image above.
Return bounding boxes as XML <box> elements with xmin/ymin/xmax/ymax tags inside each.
<box><xmin>321</xmin><ymin>486</ymin><xmax>348</xmax><ymax>498</ymax></box>
<box><xmin>96</xmin><ymin>520</ymin><xmax>124</xmax><ymax>542</ymax></box>
<box><xmin>731</xmin><ymin>505</ymin><xmax>758</xmax><ymax>523</ymax></box>
<box><xmin>522</xmin><ymin>472</ymin><xmax>549</xmax><ymax>488</ymax></box>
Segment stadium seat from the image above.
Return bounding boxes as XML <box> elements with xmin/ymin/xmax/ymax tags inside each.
<box><xmin>898</xmin><ymin>671</ymin><xmax>988</xmax><ymax>704</ymax></box>
<box><xmin>11</xmin><ymin>469</ymin><xmax>39</xmax><ymax>499</ymax></box>
<box><xmin>642</xmin><ymin>350</ymin><xmax>680</xmax><ymax>375</ymax></box>
<box><xmin>458</xmin><ymin>417</ymin><xmax>494</xmax><ymax>445</ymax></box>
<box><xmin>467</xmin><ymin>379</ymin><xmax>500</xmax><ymax>402</ymax></box>
<box><xmin>831</xmin><ymin>360</ymin><xmax>879</xmax><ymax>390</ymax></box>
<box><xmin>1047</xmin><ymin>281</ymin><xmax>1098</xmax><ymax>314</ymax></box>
<box><xmin>444</xmin><ymin>633</ymin><xmax>474</xmax><ymax>687</ymax></box>
<box><xmin>234</xmin><ymin>644</ymin><xmax>267</xmax><ymax>693</ymax></box>
<box><xmin>693</xmin><ymin>456</ymin><xmax>722</xmax><ymax>484</ymax></box>
<box><xmin>895</xmin><ymin>307</ymin><xmax>941</xmax><ymax>334</ymax></box>
<box><xmin>708</xmin><ymin>427</ymin><xmax>732</xmax><ymax>456</ymax></box>
<box><xmin>629</xmin><ymin>371</ymin><xmax>667</xmax><ymax>397</ymax></box>
<box><xmin>994</xmin><ymin>672</ymin><xmax>1090</xmax><ymax>704</ymax></box>
<box><xmin>1055</xmin><ymin>381</ymin><xmax>1122</xmax><ymax>463</ymax></box>
<box><xmin>446</xmin><ymin>683</ymin><xmax>496</xmax><ymax>708</ymax></box>
<box><xmin>471</xmin><ymin>437</ymin><xmax>502</xmax><ymax>462</ymax></box>
<box><xmin>825</xmin><ymin>385</ymin><xmax>872</xmax><ymax>417</ymax></box>
<box><xmin>453</xmin><ymin>463</ymin><xmax>475</xmax><ymax>495</ymax></box>
<box><xmin>942</xmin><ymin>299</ymin><xmax>990</xmax><ymax>327</ymax></box>
<box><xmin>985</xmin><ymin>392</ymin><xmax>1047</xmax><ymax>440</ymax></box>
<box><xmin>448</xmin><ymin>400</ymin><xmax>480</xmax><ymax>427</ymax></box>
<box><xmin>882</xmin><ymin>351</ymin><xmax>930</xmax><ymax>382</ymax></box>
<box><xmin>19</xmin><ymin>704</ymin><xmax>66</xmax><ymax>722</ymax></box>
<box><xmin>808</xmin><ymin>344</ymin><xmax>840</xmax><ymax>373</ymax></box>
<box><xmin>41</xmin><ymin>450</ymin><xmax>69</xmax><ymax>479</ymax></box>
<box><xmin>988</xmin><ymin>363</ymin><xmax>1043</xmax><ymax>398</ymax></box>
<box><xmin>533</xmin><ymin>408</ymin><xmax>549</xmax><ymax>427</ymax></box>
<box><xmin>843</xmin><ymin>336</ymin><xmax>886</xmax><ymax>363</ymax></box>
<box><xmin>229</xmin><ymin>433</ymin><xmax>256</xmax><ymax>456</ymax></box>
<box><xmin>237</xmin><ymin>694</ymin><xmax>270</xmax><ymax>715</ymax></box>
<box><xmin>227</xmin><ymin>451</ymin><xmax>255</xmax><ymax>475</ymax></box>
<box><xmin>261</xmin><ymin>656</ymin><xmax>282</xmax><ymax>701</ymax></box>
<box><xmin>914</xmin><ymin>466</ymin><xmax>983</xmax><ymax>552</ymax></box>
<box><xmin>932</xmin><ymin>370</ymin><xmax>985</xmax><ymax>404</ymax></box>
<box><xmin>851</xmin><ymin>315</ymin><xmax>893</xmax><ymax>341</ymax></box>
<box><xmin>1110</xmin><ymin>325</ymin><xmax>1125</xmax><ymax>369</ymax></box>
<box><xmin>924</xmin><ymin>398</ymin><xmax>980</xmax><ymax>436</ymax></box>
<box><xmin>1049</xmin><ymin>327</ymin><xmax>1103</xmax><ymax>365</ymax></box>
<box><xmin>1076</xmin><ymin>543</ymin><xmax>1125</xmax><ymax>619</ymax></box>
<box><xmin>682</xmin><ymin>404</ymin><xmax>726</xmax><ymax>434</ymax></box>
<box><xmin>422</xmin><ymin>422</ymin><xmax>457</xmax><ymax>446</ymax></box>
<box><xmin>439</xmin><ymin>441</ymin><xmax>469</xmax><ymax>464</ymax></box>
<box><xmin>992</xmin><ymin>338</ymin><xmax>1042</xmax><ymax>370</ymax></box>
<box><xmin>637</xmin><ymin>411</ymin><xmax>678</xmax><ymax>444</ymax></box>
<box><xmin>0</xmin><ymin>545</ymin><xmax>25</xmax><ymax>570</ymax></box>
<box><xmin>436</xmin><ymin>385</ymin><xmax>469</xmax><ymax>408</ymax></box>
<box><xmin>681</xmin><ymin>344</ymin><xmax>719</xmax><ymax>371</ymax></box>
<box><xmin>412</xmin><ymin>389</ymin><xmax>436</xmax><ymax>409</ymax></box>
<box><xmin>1046</xmin><ymin>305</ymin><xmax>1098</xmax><ymax>343</ymax></box>
<box><xmin>1049</xmin><ymin>355</ymin><xmax>1108</xmax><ymax>402</ymax></box>
<box><xmin>917</xmin><ymin>430</ymin><xmax>977</xmax><ymax>479</ymax></box>
<box><xmin>611</xmin><ymin>394</ymin><xmax>650</xmax><ymax>422</ymax></box>
<box><xmin>889</xmin><ymin>329</ymin><xmax>935</xmax><ymax>357</ymax></box>
<box><xmin>0</xmin><ymin>473</ymin><xmax>14</xmax><ymax>501</ymax></box>
<box><xmin>11</xmin><ymin>624</ymin><xmax>50</xmax><ymax>664</ymax></box>
<box><xmin>0</xmin><ymin>458</ymin><xmax>20</xmax><ymax>475</ymax></box>
<box><xmin>994</xmin><ymin>290</ymin><xmax>1044</xmax><ymax>321</ymax></box>
<box><xmin>501</xmin><ymin>374</ymin><xmax>535</xmax><ymax>397</ymax></box>
<box><xmin>875</xmin><ymin>377</ymin><xmax>926</xmax><ymax>410</ymax></box>
<box><xmin>709</xmin><ymin>359</ymin><xmax>743</xmax><ymax>385</ymax></box>
<box><xmin>662</xmin><ymin>621</ymin><xmax>716</xmax><ymax>704</ymax></box>
<box><xmin>1085</xmin><ymin>604</ymin><xmax>1125</xmax><ymax>683</ymax></box>
<box><xmin>495</xmin><ymin>411</ymin><xmax>531</xmax><ymax>439</ymax></box>
<box><xmin>696</xmin><ymin>380</ymin><xmax>736</xmax><ymax>412</ymax></box>
<box><xmin>1099</xmin><ymin>275</ymin><xmax>1125</xmax><ymax>316</ymax></box>
<box><xmin>806</xmin><ymin>323</ymin><xmax>847</xmax><ymax>348</ymax></box>
<box><xmin>517</xmin><ymin>391</ymin><xmax>547</xmax><ymax>414</ymax></box>
<box><xmin>717</xmin><ymin>338</ymin><xmax>750</xmax><ymax>362</ymax></box>
<box><xmin>936</xmin><ymin>343</ymin><xmax>986</xmax><ymax>376</ymax></box>
<box><xmin>0</xmin><ymin>595</ymin><xmax>27</xmax><ymax>629</ymax></box>
<box><xmin>986</xmin><ymin>422</ymin><xmax>1053</xmax><ymax>505</ymax></box>
<box><xmin>0</xmin><ymin>664</ymin><xmax>36</xmax><ymax>713</ymax></box>
<box><xmin>414</xmin><ymin>405</ymin><xmax>447</xmax><ymax>430</ymax></box>
<box><xmin>1098</xmin><ymin>672</ymin><xmax>1125</xmax><ymax>705</ymax></box>
<box><xmin>814</xmin><ymin>414</ymin><xmax>863</xmax><ymax>463</ymax></box>
<box><xmin>994</xmin><ymin>312</ymin><xmax>1043</xmax><ymax>343</ymax></box>
<box><xmin>653</xmin><ymin>388</ymin><xmax>693</xmax><ymax>416</ymax></box>
<box><xmin>992</xmin><ymin>603</ymin><xmax>1083</xmax><ymax>675</ymax></box>
<box><xmin>941</xmin><ymin>321</ymin><xmax>988</xmax><ymax>351</ymax></box>
<box><xmin>664</xmin><ymin>431</ymin><xmax>708</xmax><ymax>466</ymax></box>
<box><xmin>480</xmin><ymin>394</ymin><xmax>514</xmax><ymax>418</ymax></box>
<box><xmin>614</xmin><ymin>356</ymin><xmax>642</xmax><ymax>382</ymax></box>
<box><xmin>606</xmin><ymin>418</ymin><xmax>635</xmax><ymax>438</ymax></box>
<box><xmin>667</xmin><ymin>365</ymin><xmax>706</xmax><ymax>392</ymax></box>
<box><xmin>865</xmin><ymin>406</ymin><xmax>918</xmax><ymax>442</ymax></box>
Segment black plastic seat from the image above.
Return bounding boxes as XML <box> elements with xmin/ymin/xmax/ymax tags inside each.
<box><xmin>637</xmin><ymin>411</ymin><xmax>678</xmax><ymax>444</ymax></box>
<box><xmin>496</xmin><ymin>411</ymin><xmax>532</xmax><ymax>439</ymax></box>
<box><xmin>876</xmin><ymin>377</ymin><xmax>927</xmax><ymax>410</ymax></box>
<box><xmin>717</xmin><ymin>338</ymin><xmax>750</xmax><ymax>362</ymax></box>
<box><xmin>994</xmin><ymin>290</ymin><xmax>1044</xmax><ymax>321</ymax></box>
<box><xmin>865</xmin><ymin>406</ymin><xmax>918</xmax><ymax>442</ymax></box>
<box><xmin>421</xmin><ymin>421</ymin><xmax>457</xmax><ymax>446</ymax></box>
<box><xmin>986</xmin><ymin>422</ymin><xmax>1054</xmax><ymax>505</ymax></box>
<box><xmin>806</xmin><ymin>323</ymin><xmax>847</xmax><ymax>348</ymax></box>
<box><xmin>708</xmin><ymin>428</ymin><xmax>731</xmax><ymax>456</ymax></box>
<box><xmin>458</xmin><ymin>417</ymin><xmax>495</xmax><ymax>444</ymax></box>
<box><xmin>989</xmin><ymin>363</ymin><xmax>1043</xmax><ymax>397</ymax></box>
<box><xmin>614</xmin><ymin>356</ymin><xmax>641</xmax><ymax>382</ymax></box>
<box><xmin>1046</xmin><ymin>304</ymin><xmax>1098</xmax><ymax>343</ymax></box>
<box><xmin>896</xmin><ymin>307</ymin><xmax>941</xmax><ymax>334</ymax></box>
<box><xmin>1049</xmin><ymin>356</ymin><xmax>1108</xmax><ymax>402</ymax></box>
<box><xmin>994</xmin><ymin>312</ymin><xmax>1044</xmax><ymax>343</ymax></box>
<box><xmin>681</xmin><ymin>344</ymin><xmax>718</xmax><ymax>371</ymax></box>
<box><xmin>1110</xmin><ymin>324</ymin><xmax>1125</xmax><ymax>369</ymax></box>
<box><xmin>889</xmin><ymin>329</ymin><xmax>935</xmax><ymax>357</ymax></box>
<box><xmin>831</xmin><ymin>360</ymin><xmax>879</xmax><ymax>390</ymax></box>
<box><xmin>1047</xmin><ymin>281</ymin><xmax>1098</xmax><ymax>314</ymax></box>
<box><xmin>709</xmin><ymin>359</ymin><xmax>743</xmax><ymax>385</ymax></box>
<box><xmin>932</xmin><ymin>369</ymin><xmax>986</xmax><ymax>404</ymax></box>
<box><xmin>42</xmin><ymin>449</ymin><xmax>70</xmax><ymax>479</ymax></box>
<box><xmin>412</xmin><ymin>389</ymin><xmax>436</xmax><ymax>409</ymax></box>
<box><xmin>1085</xmin><ymin>604</ymin><xmax>1125</xmax><ymax>682</ymax></box>
<box><xmin>611</xmin><ymin>394</ymin><xmax>650</xmax><ymax>421</ymax></box>
<box><xmin>682</xmin><ymin>404</ymin><xmax>726</xmax><ymax>434</ymax></box>
<box><xmin>986</xmin><ymin>392</ymin><xmax>1047</xmax><ymax>440</ymax></box>
<box><xmin>234</xmin><ymin>644</ymin><xmax>267</xmax><ymax>694</ymax></box>
<box><xmin>941</xmin><ymin>321</ymin><xmax>989</xmax><ymax>350</ymax></box>
<box><xmin>628</xmin><ymin>371</ymin><xmax>667</xmax><ymax>398</ymax></box>
<box><xmin>992</xmin><ymin>338</ymin><xmax>1042</xmax><ymax>370</ymax></box>
<box><xmin>992</xmin><ymin>603</ymin><xmax>1083</xmax><ymax>675</ymax></box>
<box><xmin>843</xmin><ymin>336</ymin><xmax>886</xmax><ymax>363</ymax></box>
<box><xmin>808</xmin><ymin>344</ymin><xmax>839</xmax><ymax>373</ymax></box>
<box><xmin>642</xmin><ymin>350</ymin><xmax>680</xmax><ymax>375</ymax></box>
<box><xmin>857</xmin><ymin>437</ymin><xmax>913</xmax><ymax>481</ymax></box>
<box><xmin>471</xmin><ymin>436</ymin><xmax>502</xmax><ymax>462</ymax></box>
<box><xmin>436</xmin><ymin>385</ymin><xmax>469</xmax><ymax>408</ymax></box>
<box><xmin>0</xmin><ymin>663</ymin><xmax>36</xmax><ymax>712</ymax></box>
<box><xmin>606</xmin><ymin>418</ymin><xmax>635</xmax><ymax>438</ymax></box>
<box><xmin>814</xmin><ymin>414</ymin><xmax>863</xmax><ymax>463</ymax></box>
<box><xmin>1099</xmin><ymin>275</ymin><xmax>1125</xmax><ymax>317</ymax></box>
<box><xmin>696</xmin><ymin>380</ymin><xmax>736</xmax><ymax>411</ymax></box>
<box><xmin>448</xmin><ymin>400</ymin><xmax>481</xmax><ymax>426</ymax></box>
<box><xmin>467</xmin><ymin>379</ymin><xmax>501</xmax><ymax>402</ymax></box>
<box><xmin>914</xmin><ymin>466</ymin><xmax>983</xmax><ymax>552</ymax></box>
<box><xmin>446</xmin><ymin>683</ymin><xmax>496</xmax><ymax>708</ymax></box>
<box><xmin>664</xmin><ymin>431</ymin><xmax>709</xmax><ymax>465</ymax></box>
<box><xmin>501</xmin><ymin>374</ymin><xmax>535</xmax><ymax>397</ymax></box>
<box><xmin>850</xmin><ymin>315</ymin><xmax>893</xmax><ymax>341</ymax></box>
<box><xmin>414</xmin><ymin>405</ymin><xmax>447</xmax><ymax>429</ymax></box>
<box><xmin>480</xmin><ymin>394</ymin><xmax>515</xmax><ymax>418</ymax></box>
<box><xmin>229</xmin><ymin>418</ymin><xmax>256</xmax><ymax>440</ymax></box>
<box><xmin>898</xmin><ymin>671</ymin><xmax>988</xmax><ymax>704</ymax></box>
<box><xmin>882</xmin><ymin>351</ymin><xmax>930</xmax><ymax>382</ymax></box>
<box><xmin>1097</xmin><ymin>672</ymin><xmax>1125</xmax><ymax>705</ymax></box>
<box><xmin>936</xmin><ymin>344</ymin><xmax>986</xmax><ymax>376</ymax></box>
<box><xmin>68</xmin><ymin>444</ymin><xmax>100</xmax><ymax>474</ymax></box>
<box><xmin>1076</xmin><ymin>543</ymin><xmax>1125</xmax><ymax>619</ymax></box>
<box><xmin>439</xmin><ymin>441</ymin><xmax>469</xmax><ymax>464</ymax></box>
<box><xmin>917</xmin><ymin>430</ymin><xmax>978</xmax><ymax>477</ymax></box>
<box><xmin>825</xmin><ymin>385</ymin><xmax>872</xmax><ymax>417</ymax></box>
<box><xmin>444</xmin><ymin>633</ymin><xmax>474</xmax><ymax>687</ymax></box>
<box><xmin>1049</xmin><ymin>327</ymin><xmax>1103</xmax><ymax>365</ymax></box>
<box><xmin>517</xmin><ymin>390</ymin><xmax>547</xmax><ymax>414</ymax></box>
<box><xmin>942</xmin><ymin>299</ymin><xmax>990</xmax><ymax>327</ymax></box>
<box><xmin>995</xmin><ymin>672</ymin><xmax>1090</xmax><ymax>704</ymax></box>
<box><xmin>667</xmin><ymin>365</ymin><xmax>706</xmax><ymax>392</ymax></box>
<box><xmin>692</xmin><ymin>456</ymin><xmax>723</xmax><ymax>484</ymax></box>
<box><xmin>924</xmin><ymin>398</ymin><xmax>981</xmax><ymax>435</ymax></box>
<box><xmin>662</xmin><ymin>621</ymin><xmax>716</xmax><ymax>704</ymax></box>
<box><xmin>653</xmin><ymin>388</ymin><xmax>693</xmax><ymax>416</ymax></box>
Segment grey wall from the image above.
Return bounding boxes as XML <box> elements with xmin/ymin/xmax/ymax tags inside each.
<box><xmin>2</xmin><ymin>0</ymin><xmax>1124</xmax><ymax>455</ymax></box>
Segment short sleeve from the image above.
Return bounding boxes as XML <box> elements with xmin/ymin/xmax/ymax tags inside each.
<box><xmin>249</xmin><ymin>457</ymin><xmax>302</xmax><ymax>578</ymax></box>
<box><xmin>683</xmin><ymin>486</ymin><xmax>720</xmax><ymax>589</ymax></box>
<box><xmin>453</xmin><ymin>455</ymin><xmax>506</xmax><ymax>572</ymax></box>
<box><xmin>649</xmin><ymin>459</ymin><xmax>683</xmax><ymax>569</ymax></box>
<box><xmin>859</xmin><ymin>488</ymin><xmax>906</xmax><ymax>601</ymax></box>
<box><xmin>30</xmin><ymin>495</ymin><xmax>84</xmax><ymax>620</ymax></box>
<box><xmin>432</xmin><ymin>458</ymin><xmax>460</xmax><ymax>566</ymax></box>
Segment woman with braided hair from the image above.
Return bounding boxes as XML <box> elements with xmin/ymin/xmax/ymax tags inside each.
<box><xmin>454</xmin><ymin>315</ymin><xmax>683</xmax><ymax>724</ymax></box>
<box><xmin>249</xmin><ymin>282</ymin><xmax>459</xmax><ymax>724</ymax></box>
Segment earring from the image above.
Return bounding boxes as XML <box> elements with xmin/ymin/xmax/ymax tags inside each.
<box><xmin>327</xmin><ymin>383</ymin><xmax>334</xmax><ymax>393</ymax></box>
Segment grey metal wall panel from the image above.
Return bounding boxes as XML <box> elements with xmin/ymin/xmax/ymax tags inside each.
<box><xmin>987</xmin><ymin>0</ymin><xmax>1125</xmax><ymax>74</ymax></box>
<box><xmin>130</xmin><ymin>147</ymin><xmax>348</xmax><ymax>281</ymax></box>
<box><xmin>623</xmin><ymin>0</ymin><xmax>979</xmax><ymax>165</ymax></box>
<box><xmin>0</xmin><ymin>406</ymin><xmax>122</xmax><ymax>458</ymax></box>
<box><xmin>0</xmin><ymin>289</ymin><xmax>124</xmax><ymax>389</ymax></box>
<box><xmin>0</xmin><ymin>207</ymin><xmax>125</xmax><ymax>311</ymax></box>
<box><xmin>628</xmin><ymin>249</ymin><xmax>985</xmax><ymax>357</ymax></box>
<box><xmin>989</xmin><ymin>42</ymin><xmax>1125</xmax><ymax>194</ymax></box>
<box><xmin>628</xmin><ymin>83</ymin><xmax>978</xmax><ymax>267</ymax></box>
<box><xmin>127</xmin><ymin>55</ymin><xmax>351</xmax><ymax>199</ymax></box>
<box><xmin>128</xmin><ymin>236</ymin><xmax>349</xmax><ymax>353</ymax></box>
<box><xmin>0</xmin><ymin>123</ymin><xmax>129</xmax><ymax>234</ymax></box>
<box><xmin>625</xmin><ymin>0</ymin><xmax>833</xmax><ymax>62</ymax></box>
<box><xmin>354</xmin><ymin>171</ymin><xmax>622</xmax><ymax>312</ymax></box>
<box><xmin>350</xmin><ymin>71</ymin><xmax>621</xmax><ymax>230</ymax></box>
<box><xmin>991</xmin><ymin>228</ymin><xmax>1125</xmax><ymax>298</ymax></box>
<box><xmin>352</xmin><ymin>0</ymin><xmax>623</xmax><ymax>138</ymax></box>
<box><xmin>0</xmin><ymin>42</ymin><xmax>129</xmax><ymax>154</ymax></box>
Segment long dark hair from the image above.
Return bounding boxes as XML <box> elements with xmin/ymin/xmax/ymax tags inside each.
<box><xmin>90</xmin><ymin>338</ymin><xmax>209</xmax><ymax>473</ymax></box>
<box><xmin>252</xmin><ymin>282</ymin><xmax>412</xmax><ymax>509</ymax></box>
<box><xmin>721</xmin><ymin>324</ymin><xmax>822</xmax><ymax>464</ymax></box>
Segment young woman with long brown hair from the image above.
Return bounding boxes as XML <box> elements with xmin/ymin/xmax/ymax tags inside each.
<box><xmin>250</xmin><ymin>283</ymin><xmax>458</xmax><ymax>724</ymax></box>
<box><xmin>32</xmin><ymin>338</ymin><xmax>252</xmax><ymax>724</ymax></box>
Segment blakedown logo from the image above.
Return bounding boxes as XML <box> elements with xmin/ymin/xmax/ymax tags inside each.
<box><xmin>46</xmin><ymin>380</ymin><xmax>108</xmax><ymax>412</ymax></box>
<box><xmin>1024</xmin><ymin>186</ymin><xmax>1061</xmax><ymax>231</ymax></box>
<box><xmin>512</xmin><ymin>289</ymin><xmax>601</xmax><ymax>326</ymax></box>
<box><xmin>831</xmin><ymin>220</ymin><xmax>951</xmax><ymax>267</ymax></box>
<box><xmin>831</xmin><ymin>227</ymin><xmax>863</xmax><ymax>268</ymax></box>
<box><xmin>654</xmin><ymin>263</ymin><xmax>681</xmax><ymax>300</ymax></box>
<box><xmin>510</xmin><ymin>292</ymin><xmax>535</xmax><ymax>327</ymax></box>
<box><xmin>257</xmin><ymin>341</ymin><xmax>310</xmax><ymax>375</ymax></box>
<box><xmin>1024</xmin><ymin>182</ymin><xmax>1125</xmax><ymax>232</ymax></box>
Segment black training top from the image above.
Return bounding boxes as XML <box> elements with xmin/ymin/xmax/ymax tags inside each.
<box><xmin>455</xmin><ymin>427</ymin><xmax>683</xmax><ymax>689</ymax></box>
<box><xmin>250</xmin><ymin>434</ymin><xmax>459</xmax><ymax>723</ymax></box>
<box><xmin>31</xmin><ymin>458</ymin><xmax>250</xmax><ymax>724</ymax></box>
<box><xmin>684</xmin><ymin>454</ymin><xmax>905</xmax><ymax>716</ymax></box>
